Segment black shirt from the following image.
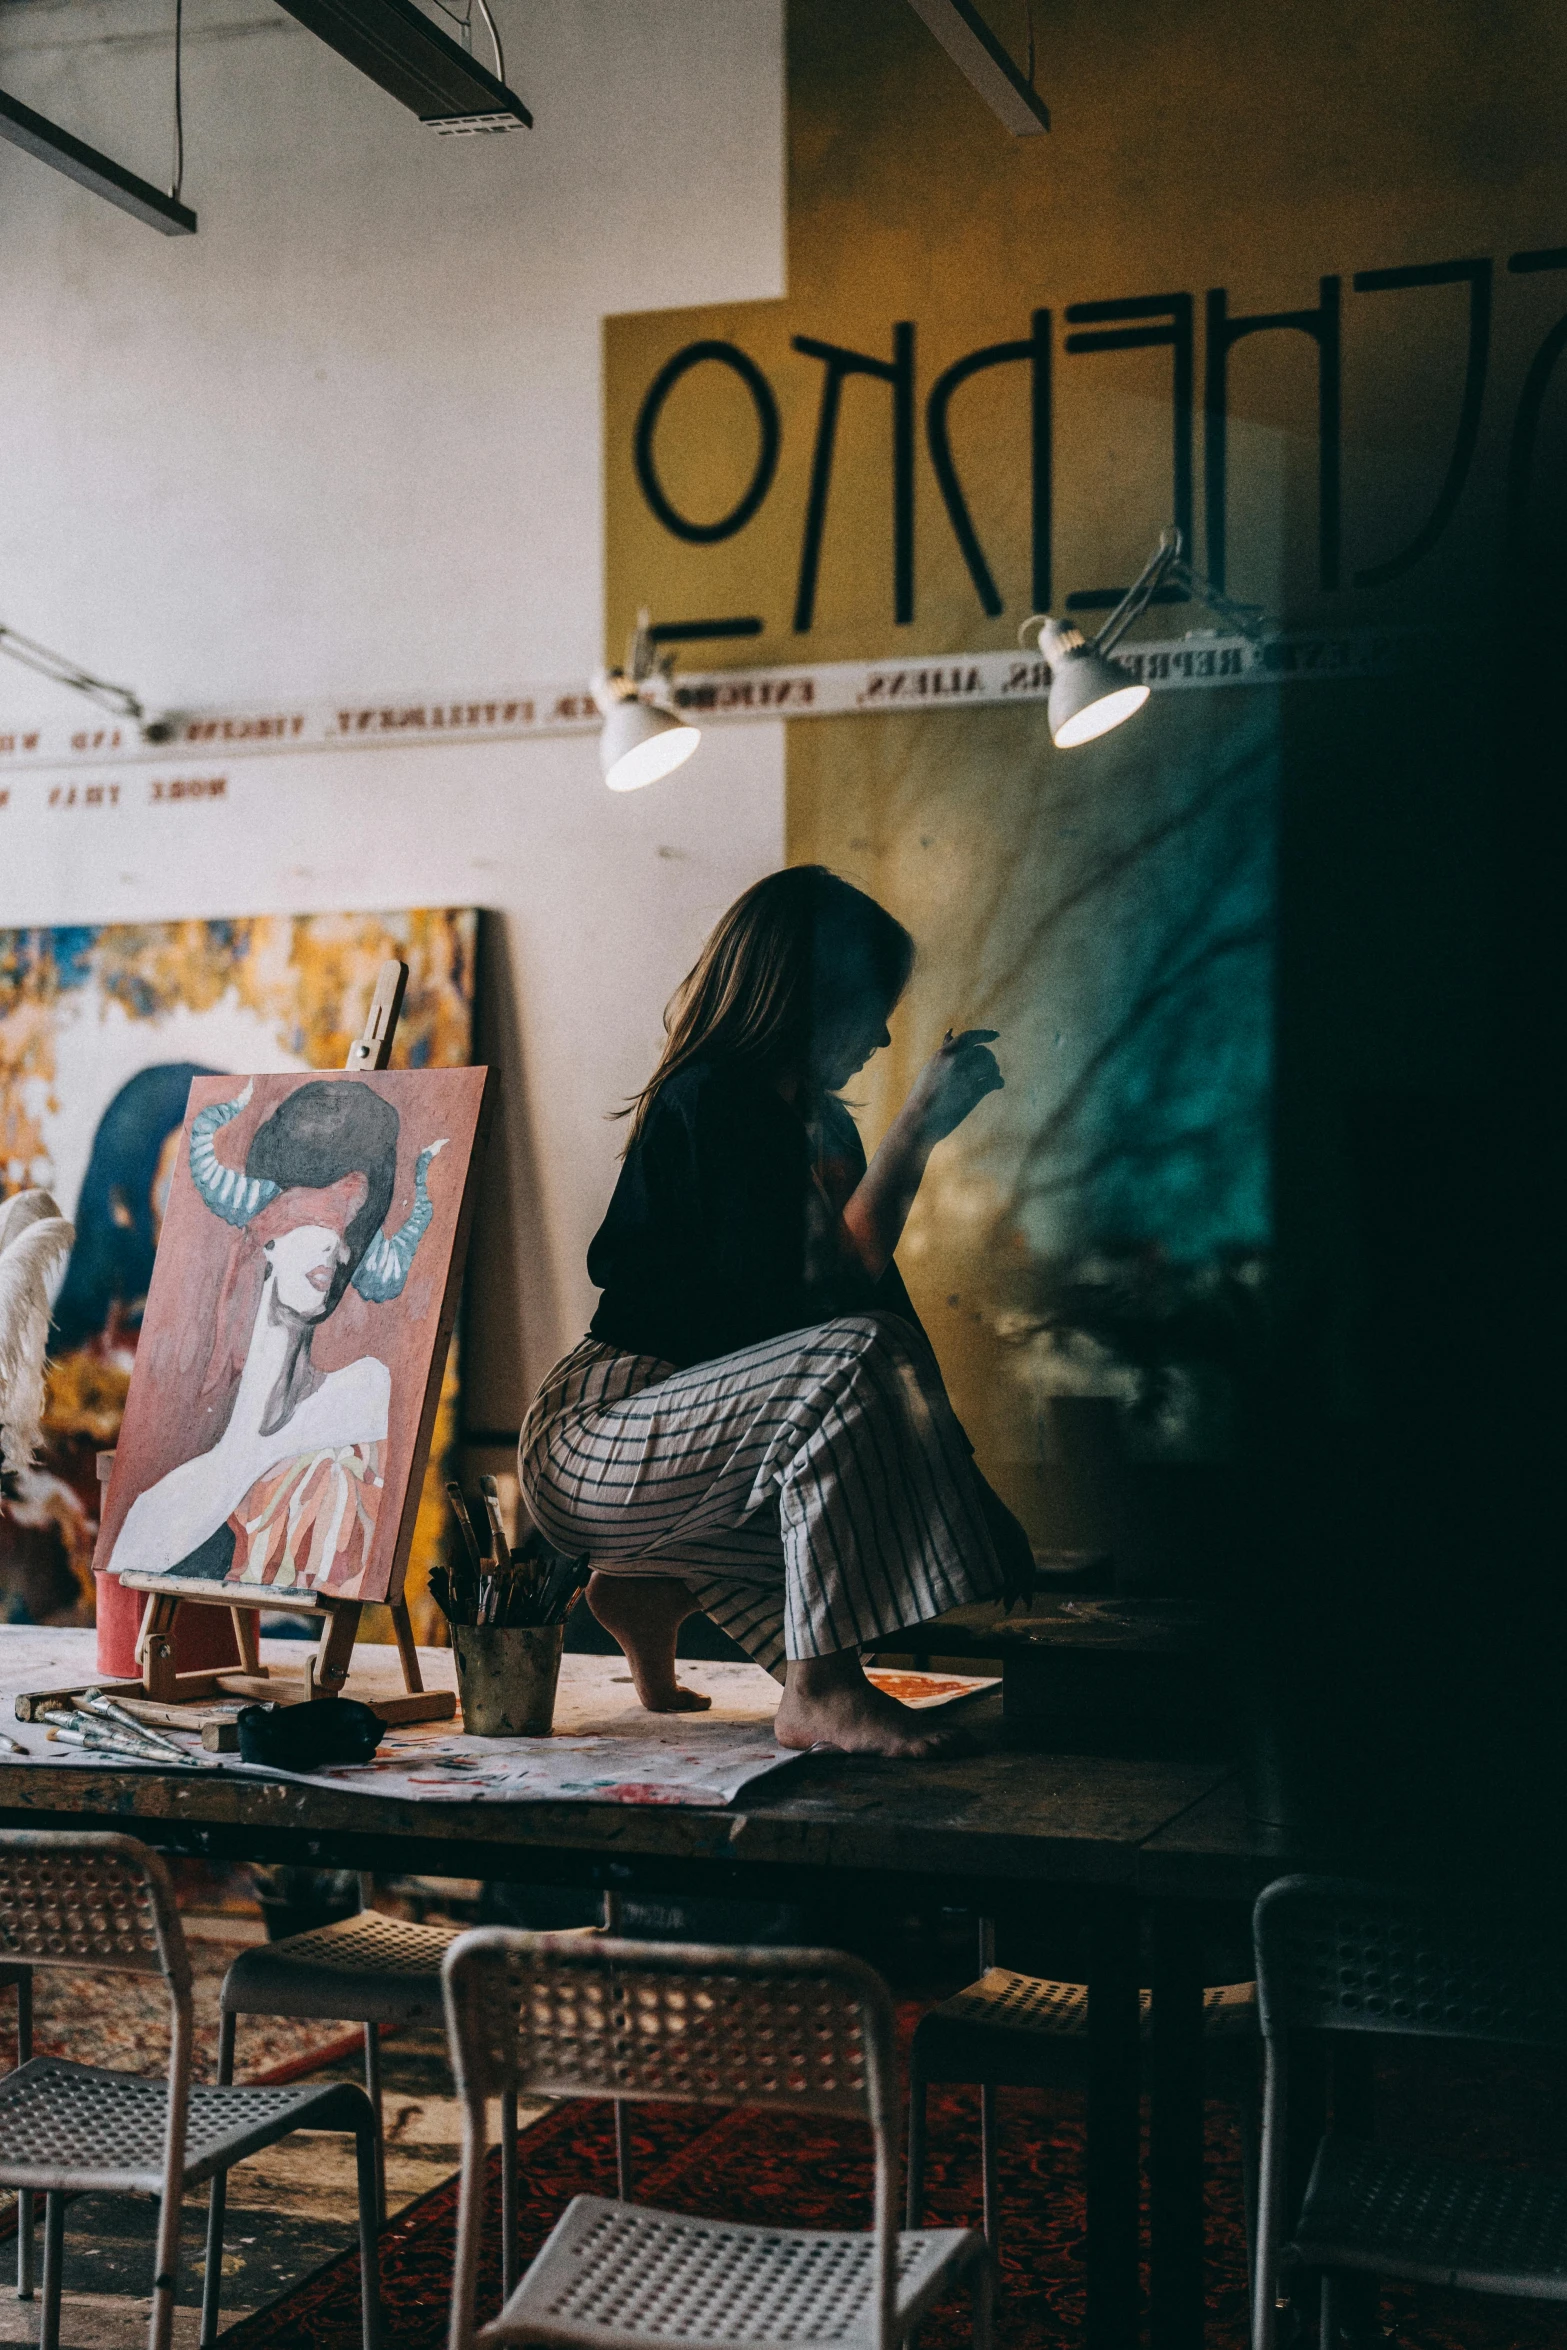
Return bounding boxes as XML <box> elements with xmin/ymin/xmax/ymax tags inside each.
<box><xmin>587</xmin><ymin>1059</ymin><xmax>924</xmax><ymax>1369</ymax></box>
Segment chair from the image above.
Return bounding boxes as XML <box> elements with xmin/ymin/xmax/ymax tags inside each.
<box><xmin>1</xmin><ymin>1960</ymin><xmax>34</xmax><ymax>2298</ymax></box>
<box><xmin>209</xmin><ymin>1908</ymin><xmax>545</xmax><ymax>2297</ymax></box>
<box><xmin>1252</xmin><ymin>1872</ymin><xmax>1567</xmax><ymax>2350</ymax></box>
<box><xmin>0</xmin><ymin>1830</ymin><xmax>382</xmax><ymax>2350</ymax></box>
<box><xmin>905</xmin><ymin>1939</ymin><xmax>1261</xmax><ymax>2258</ymax></box>
<box><xmin>442</xmin><ymin>1926</ymin><xmax>995</xmax><ymax>2350</ymax></box>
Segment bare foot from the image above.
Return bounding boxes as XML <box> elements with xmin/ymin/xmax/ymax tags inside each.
<box><xmin>773</xmin><ymin>1652</ymin><xmax>976</xmax><ymax>1758</ymax></box>
<box><xmin>586</xmin><ymin>1573</ymin><xmax>713</xmax><ymax>1713</ymax></box>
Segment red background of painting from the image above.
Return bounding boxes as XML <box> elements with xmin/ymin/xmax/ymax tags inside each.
<box><xmin>99</xmin><ymin>1067</ymin><xmax>488</xmax><ymax>1607</ymax></box>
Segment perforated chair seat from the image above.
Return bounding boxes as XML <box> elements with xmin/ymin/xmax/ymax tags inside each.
<box><xmin>912</xmin><ymin>1966</ymin><xmax>1258</xmax><ymax>2087</ymax></box>
<box><xmin>221</xmin><ymin>1910</ymin><xmax>458</xmax><ymax>2024</ymax></box>
<box><xmin>0</xmin><ymin>2053</ymin><xmax>374</xmax><ymax>2195</ymax></box>
<box><xmin>482</xmin><ymin>2194</ymin><xmax>981</xmax><ymax>2350</ymax></box>
<box><xmin>1292</xmin><ymin>2133</ymin><xmax>1567</xmax><ymax>2300</ymax></box>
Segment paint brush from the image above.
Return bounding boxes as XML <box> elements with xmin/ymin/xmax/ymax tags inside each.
<box><xmin>47</xmin><ymin>1721</ymin><xmax>149</xmax><ymax>1759</ymax></box>
<box><xmin>445</xmin><ymin>1480</ymin><xmax>484</xmax><ymax>1571</ymax></box>
<box><xmin>478</xmin><ymin>1475</ymin><xmax>511</xmax><ymax>1564</ymax></box>
<box><xmin>40</xmin><ymin>1708</ymin><xmax>177</xmax><ymax>1763</ymax></box>
<box><xmin>81</xmin><ymin>1690</ymin><xmax>187</xmax><ymax>1758</ymax></box>
<box><xmin>444</xmin><ymin>1481</ymin><xmax>485</xmax><ymax>1622</ymax></box>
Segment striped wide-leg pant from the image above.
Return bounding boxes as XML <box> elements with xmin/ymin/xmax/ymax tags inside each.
<box><xmin>518</xmin><ymin>1311</ymin><xmax>1004</xmax><ymax>1675</ymax></box>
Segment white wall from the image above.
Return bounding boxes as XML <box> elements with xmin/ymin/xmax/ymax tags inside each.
<box><xmin>0</xmin><ymin>0</ymin><xmax>787</xmax><ymax>1430</ymax></box>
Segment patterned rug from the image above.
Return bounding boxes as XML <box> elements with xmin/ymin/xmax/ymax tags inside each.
<box><xmin>218</xmin><ymin>2030</ymin><xmax>1567</xmax><ymax>2350</ymax></box>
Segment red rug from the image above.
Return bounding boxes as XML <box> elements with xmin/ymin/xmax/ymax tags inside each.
<box><xmin>223</xmin><ymin>2027</ymin><xmax>1565</xmax><ymax>2350</ymax></box>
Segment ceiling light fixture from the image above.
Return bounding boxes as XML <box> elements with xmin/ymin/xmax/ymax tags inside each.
<box><xmin>0</xmin><ymin>85</ymin><xmax>196</xmax><ymax>236</ymax></box>
<box><xmin>1022</xmin><ymin>527</ymin><xmax>1267</xmax><ymax>748</ymax></box>
<box><xmin>274</xmin><ymin>0</ymin><xmax>532</xmax><ymax>133</ymax></box>
<box><xmin>593</xmin><ymin>612</ymin><xmax>701</xmax><ymax>793</ymax></box>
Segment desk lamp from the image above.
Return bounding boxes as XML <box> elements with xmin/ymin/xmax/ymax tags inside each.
<box><xmin>594</xmin><ymin>610</ymin><xmax>701</xmax><ymax>793</ymax></box>
<box><xmin>1022</xmin><ymin>526</ymin><xmax>1266</xmax><ymax>748</ymax></box>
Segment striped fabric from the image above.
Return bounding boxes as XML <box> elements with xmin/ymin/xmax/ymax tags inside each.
<box><xmin>518</xmin><ymin>1310</ymin><xmax>1004</xmax><ymax>1675</ymax></box>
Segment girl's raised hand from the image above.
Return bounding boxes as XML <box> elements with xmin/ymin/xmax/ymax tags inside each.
<box><xmin>908</xmin><ymin>1028</ymin><xmax>1003</xmax><ymax>1142</ymax></box>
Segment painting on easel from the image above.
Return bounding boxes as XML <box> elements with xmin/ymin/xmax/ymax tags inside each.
<box><xmin>97</xmin><ymin>1066</ymin><xmax>490</xmax><ymax>1610</ymax></box>
<box><xmin>0</xmin><ymin>907</ymin><xmax>475</xmax><ymax>1635</ymax></box>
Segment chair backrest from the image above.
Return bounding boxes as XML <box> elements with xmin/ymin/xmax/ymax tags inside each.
<box><xmin>445</xmin><ymin>1926</ymin><xmax>898</xmax><ymax>2130</ymax></box>
<box><xmin>0</xmin><ymin>1830</ymin><xmax>190</xmax><ymax>1996</ymax></box>
<box><xmin>1254</xmin><ymin>1873</ymin><xmax>1567</xmax><ymax>2051</ymax></box>
<box><xmin>442</xmin><ymin>1930</ymin><xmax>903</xmax><ymax>2350</ymax></box>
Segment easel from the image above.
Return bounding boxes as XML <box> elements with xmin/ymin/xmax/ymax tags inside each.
<box><xmin>20</xmin><ymin>959</ymin><xmax>462</xmax><ymax>1737</ymax></box>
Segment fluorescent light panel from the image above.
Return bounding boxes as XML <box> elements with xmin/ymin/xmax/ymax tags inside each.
<box><xmin>0</xmin><ymin>85</ymin><xmax>196</xmax><ymax>234</ymax></box>
<box><xmin>274</xmin><ymin>0</ymin><xmax>532</xmax><ymax>129</ymax></box>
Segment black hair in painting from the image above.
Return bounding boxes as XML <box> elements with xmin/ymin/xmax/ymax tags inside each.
<box><xmin>245</xmin><ymin>1079</ymin><xmax>399</xmax><ymax>1306</ymax></box>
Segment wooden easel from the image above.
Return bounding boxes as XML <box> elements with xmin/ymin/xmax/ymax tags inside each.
<box><xmin>24</xmin><ymin>959</ymin><xmax>462</xmax><ymax>1734</ymax></box>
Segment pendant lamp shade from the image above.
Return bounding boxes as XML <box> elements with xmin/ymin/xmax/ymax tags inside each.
<box><xmin>599</xmin><ymin>691</ymin><xmax>701</xmax><ymax>792</ymax></box>
<box><xmin>1038</xmin><ymin>619</ymin><xmax>1149</xmax><ymax>748</ymax></box>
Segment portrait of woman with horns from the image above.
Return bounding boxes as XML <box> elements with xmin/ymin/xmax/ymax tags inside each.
<box><xmin>107</xmin><ymin>1077</ymin><xmax>448</xmax><ymax>1600</ymax></box>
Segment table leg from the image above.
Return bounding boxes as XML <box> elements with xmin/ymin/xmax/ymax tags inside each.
<box><xmin>1150</xmin><ymin>1902</ymin><xmax>1206</xmax><ymax>2350</ymax></box>
<box><xmin>1087</xmin><ymin>1890</ymin><xmax>1142</xmax><ymax>2350</ymax></box>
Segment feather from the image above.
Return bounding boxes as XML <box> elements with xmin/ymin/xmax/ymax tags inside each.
<box><xmin>0</xmin><ymin>1200</ymin><xmax>75</xmax><ymax>1475</ymax></box>
<box><xmin>0</xmin><ymin>1189</ymin><xmax>61</xmax><ymax>1258</ymax></box>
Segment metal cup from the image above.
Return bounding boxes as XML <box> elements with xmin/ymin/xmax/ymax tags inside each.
<box><xmin>452</xmin><ymin>1622</ymin><xmax>566</xmax><ymax>1737</ymax></box>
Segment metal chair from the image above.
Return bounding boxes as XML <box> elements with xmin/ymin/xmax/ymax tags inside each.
<box><xmin>443</xmin><ymin>1926</ymin><xmax>995</xmax><ymax>2350</ymax></box>
<box><xmin>210</xmin><ymin>1908</ymin><xmax>546</xmax><ymax>2295</ymax></box>
<box><xmin>1252</xmin><ymin>1872</ymin><xmax>1567</xmax><ymax>2350</ymax></box>
<box><xmin>905</xmin><ymin>1940</ymin><xmax>1261</xmax><ymax>2259</ymax></box>
<box><xmin>1</xmin><ymin>1960</ymin><xmax>34</xmax><ymax>2298</ymax></box>
<box><xmin>0</xmin><ymin>1830</ymin><xmax>382</xmax><ymax>2350</ymax></box>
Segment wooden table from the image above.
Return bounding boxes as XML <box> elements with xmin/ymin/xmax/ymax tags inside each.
<box><xmin>0</xmin><ymin>1632</ymin><xmax>1296</xmax><ymax>2350</ymax></box>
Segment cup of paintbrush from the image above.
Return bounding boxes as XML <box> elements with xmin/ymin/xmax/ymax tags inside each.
<box><xmin>439</xmin><ymin>1480</ymin><xmax>589</xmax><ymax>1734</ymax></box>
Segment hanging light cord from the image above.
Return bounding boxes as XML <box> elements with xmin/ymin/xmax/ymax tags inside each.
<box><xmin>1025</xmin><ymin>0</ymin><xmax>1036</xmax><ymax>88</ymax></box>
<box><xmin>474</xmin><ymin>0</ymin><xmax>505</xmax><ymax>83</ymax></box>
<box><xmin>170</xmin><ymin>0</ymin><xmax>185</xmax><ymax>202</ymax></box>
<box><xmin>428</xmin><ymin>0</ymin><xmax>503</xmax><ymax>80</ymax></box>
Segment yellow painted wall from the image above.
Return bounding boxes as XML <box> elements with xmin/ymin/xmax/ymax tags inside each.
<box><xmin>606</xmin><ymin>0</ymin><xmax>1566</xmax><ymax>1555</ymax></box>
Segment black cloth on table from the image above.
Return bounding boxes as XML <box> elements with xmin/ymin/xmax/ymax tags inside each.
<box><xmin>587</xmin><ymin>1059</ymin><xmax>924</xmax><ymax>1370</ymax></box>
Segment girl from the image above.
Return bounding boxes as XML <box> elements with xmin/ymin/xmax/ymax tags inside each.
<box><xmin>519</xmin><ymin>866</ymin><xmax>1033</xmax><ymax>1758</ymax></box>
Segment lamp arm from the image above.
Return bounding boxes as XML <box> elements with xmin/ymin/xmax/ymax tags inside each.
<box><xmin>1092</xmin><ymin>527</ymin><xmax>1184</xmax><ymax>656</ymax></box>
<box><xmin>1093</xmin><ymin>525</ymin><xmax>1267</xmax><ymax>655</ymax></box>
<box><xmin>1163</xmin><ymin>565</ymin><xmax>1268</xmax><ymax>644</ymax></box>
<box><xmin>0</xmin><ymin>624</ymin><xmax>144</xmax><ymax>723</ymax></box>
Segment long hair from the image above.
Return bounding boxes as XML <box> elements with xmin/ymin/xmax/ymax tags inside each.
<box><xmin>622</xmin><ymin>866</ymin><xmax>914</xmax><ymax>1142</ymax></box>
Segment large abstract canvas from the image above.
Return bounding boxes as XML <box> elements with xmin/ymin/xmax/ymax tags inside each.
<box><xmin>100</xmin><ymin>1068</ymin><xmax>491</xmax><ymax>1609</ymax></box>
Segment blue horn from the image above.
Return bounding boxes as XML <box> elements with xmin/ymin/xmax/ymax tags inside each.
<box><xmin>189</xmin><ymin>1083</ymin><xmax>280</xmax><ymax>1228</ymax></box>
<box><xmin>352</xmin><ymin>1139</ymin><xmax>447</xmax><ymax>1304</ymax></box>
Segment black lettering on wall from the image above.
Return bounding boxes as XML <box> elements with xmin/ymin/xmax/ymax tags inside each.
<box><xmin>1351</xmin><ymin>260</ymin><xmax>1491</xmax><ymax>587</ymax></box>
<box><xmin>1205</xmin><ymin>277</ymin><xmax>1342</xmax><ymax>592</ymax></box>
<box><xmin>1505</xmin><ymin>248</ymin><xmax>1567</xmax><ymax>583</ymax></box>
<box><xmin>1062</xmin><ymin>294</ymin><xmax>1193</xmax><ymax>610</ymax></box>
<box><xmin>634</xmin><ymin>340</ymin><xmax>781</xmax><ymax>544</ymax></box>
<box><xmin>925</xmin><ymin>309</ymin><xmax>1051</xmax><ymax>617</ymax></box>
<box><xmin>791</xmin><ymin>324</ymin><xmax>915</xmax><ymax>632</ymax></box>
